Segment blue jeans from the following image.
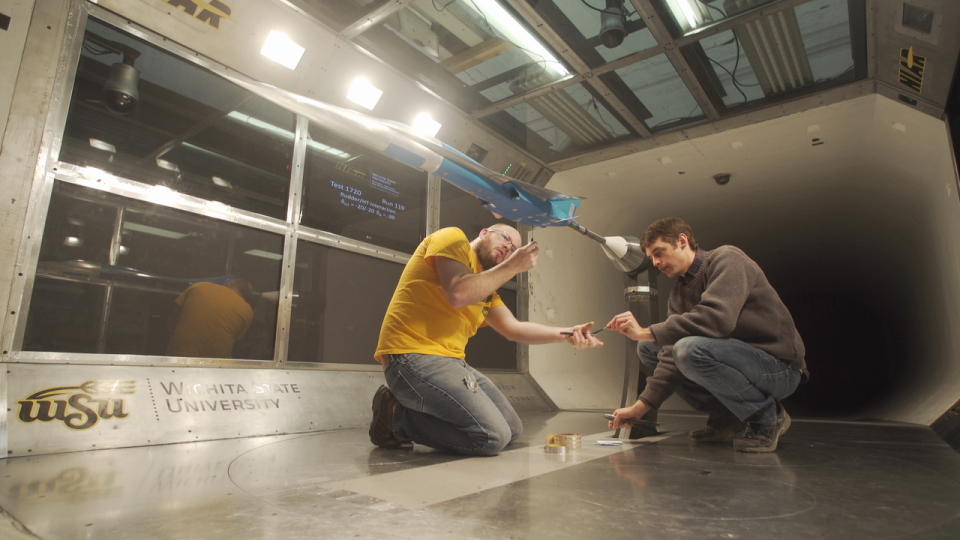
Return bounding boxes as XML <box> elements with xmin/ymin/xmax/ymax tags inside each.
<box><xmin>638</xmin><ymin>337</ymin><xmax>801</xmax><ymax>425</ymax></box>
<box><xmin>383</xmin><ymin>353</ymin><xmax>522</xmax><ymax>456</ymax></box>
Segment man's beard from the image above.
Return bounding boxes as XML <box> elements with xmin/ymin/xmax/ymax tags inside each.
<box><xmin>477</xmin><ymin>245</ymin><xmax>498</xmax><ymax>270</ymax></box>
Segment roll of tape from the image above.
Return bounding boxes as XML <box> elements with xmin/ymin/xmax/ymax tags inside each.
<box><xmin>546</xmin><ymin>433</ymin><xmax>582</xmax><ymax>449</ymax></box>
<box><xmin>544</xmin><ymin>443</ymin><xmax>567</xmax><ymax>455</ymax></box>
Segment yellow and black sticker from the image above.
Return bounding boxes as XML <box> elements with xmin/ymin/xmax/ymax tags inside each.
<box><xmin>898</xmin><ymin>47</ymin><xmax>926</xmax><ymax>93</ymax></box>
<box><xmin>164</xmin><ymin>0</ymin><xmax>232</xmax><ymax>30</ymax></box>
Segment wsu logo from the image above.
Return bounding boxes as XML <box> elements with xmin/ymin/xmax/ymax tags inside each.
<box><xmin>17</xmin><ymin>380</ymin><xmax>135</xmax><ymax>430</ymax></box>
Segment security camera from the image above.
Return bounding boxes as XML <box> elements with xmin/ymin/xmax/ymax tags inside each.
<box><xmin>713</xmin><ymin>173</ymin><xmax>731</xmax><ymax>185</ymax></box>
<box><xmin>103</xmin><ymin>62</ymin><xmax>140</xmax><ymax>114</ymax></box>
<box><xmin>600</xmin><ymin>0</ymin><xmax>627</xmax><ymax>49</ymax></box>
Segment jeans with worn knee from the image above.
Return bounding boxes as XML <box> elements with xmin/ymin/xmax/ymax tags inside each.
<box><xmin>383</xmin><ymin>353</ymin><xmax>522</xmax><ymax>456</ymax></box>
<box><xmin>638</xmin><ymin>337</ymin><xmax>801</xmax><ymax>426</ymax></box>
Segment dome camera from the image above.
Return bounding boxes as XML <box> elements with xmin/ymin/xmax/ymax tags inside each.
<box><xmin>713</xmin><ymin>173</ymin><xmax>731</xmax><ymax>185</ymax></box>
<box><xmin>103</xmin><ymin>62</ymin><xmax>140</xmax><ymax>114</ymax></box>
<box><xmin>600</xmin><ymin>0</ymin><xmax>627</xmax><ymax>49</ymax></box>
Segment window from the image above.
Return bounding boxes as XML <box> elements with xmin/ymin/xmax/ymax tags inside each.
<box><xmin>288</xmin><ymin>241</ymin><xmax>403</xmax><ymax>364</ymax></box>
<box><xmin>24</xmin><ymin>181</ymin><xmax>283</xmax><ymax>359</ymax></box>
<box><xmin>60</xmin><ymin>18</ymin><xmax>295</xmax><ymax>219</ymax></box>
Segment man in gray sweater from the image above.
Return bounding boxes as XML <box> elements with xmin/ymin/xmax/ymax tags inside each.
<box><xmin>606</xmin><ymin>217</ymin><xmax>806</xmax><ymax>452</ymax></box>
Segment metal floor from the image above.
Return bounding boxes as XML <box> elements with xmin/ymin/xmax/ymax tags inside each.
<box><xmin>2</xmin><ymin>411</ymin><xmax>959</xmax><ymax>540</ymax></box>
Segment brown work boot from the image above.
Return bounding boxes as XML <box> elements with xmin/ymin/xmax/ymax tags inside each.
<box><xmin>690</xmin><ymin>414</ymin><xmax>746</xmax><ymax>443</ymax></box>
<box><xmin>734</xmin><ymin>404</ymin><xmax>791</xmax><ymax>453</ymax></box>
<box><xmin>369</xmin><ymin>385</ymin><xmax>411</xmax><ymax>449</ymax></box>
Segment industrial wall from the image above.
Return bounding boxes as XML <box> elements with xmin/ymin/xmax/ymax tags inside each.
<box><xmin>539</xmin><ymin>93</ymin><xmax>960</xmax><ymax>426</ymax></box>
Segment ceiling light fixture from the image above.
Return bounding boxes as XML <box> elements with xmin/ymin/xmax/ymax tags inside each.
<box><xmin>469</xmin><ymin>0</ymin><xmax>569</xmax><ymax>78</ymax></box>
<box><xmin>347</xmin><ymin>77</ymin><xmax>383</xmax><ymax>110</ymax></box>
<box><xmin>411</xmin><ymin>112</ymin><xmax>442</xmax><ymax>138</ymax></box>
<box><xmin>730</xmin><ymin>2</ymin><xmax>813</xmax><ymax>95</ymax></box>
<box><xmin>662</xmin><ymin>0</ymin><xmax>712</xmax><ymax>33</ymax></box>
<box><xmin>260</xmin><ymin>30</ymin><xmax>305</xmax><ymax>70</ymax></box>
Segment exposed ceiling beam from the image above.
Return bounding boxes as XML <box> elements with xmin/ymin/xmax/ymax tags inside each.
<box><xmin>629</xmin><ymin>0</ymin><xmax>721</xmax><ymax>120</ymax></box>
<box><xmin>340</xmin><ymin>0</ymin><xmax>413</xmax><ymax>40</ymax></box>
<box><xmin>500</xmin><ymin>0</ymin><xmax>651</xmax><ymax>136</ymax></box>
<box><xmin>439</xmin><ymin>37</ymin><xmax>513</xmax><ymax>73</ymax></box>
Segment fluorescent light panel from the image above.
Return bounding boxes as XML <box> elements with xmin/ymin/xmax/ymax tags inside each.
<box><xmin>244</xmin><ymin>249</ymin><xmax>283</xmax><ymax>261</ymax></box>
<box><xmin>470</xmin><ymin>0</ymin><xmax>569</xmax><ymax>78</ymax></box>
<box><xmin>225</xmin><ymin>111</ymin><xmax>351</xmax><ymax>160</ymax></box>
<box><xmin>122</xmin><ymin>221</ymin><xmax>188</xmax><ymax>239</ymax></box>
<box><xmin>663</xmin><ymin>0</ymin><xmax>711</xmax><ymax>32</ymax></box>
<box><xmin>260</xmin><ymin>30</ymin><xmax>305</xmax><ymax>70</ymax></box>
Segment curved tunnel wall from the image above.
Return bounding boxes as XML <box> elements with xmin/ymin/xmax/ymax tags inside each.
<box><xmin>530</xmin><ymin>95</ymin><xmax>960</xmax><ymax>425</ymax></box>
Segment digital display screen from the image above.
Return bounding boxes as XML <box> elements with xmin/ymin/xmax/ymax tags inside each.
<box><xmin>301</xmin><ymin>125</ymin><xmax>426</xmax><ymax>254</ymax></box>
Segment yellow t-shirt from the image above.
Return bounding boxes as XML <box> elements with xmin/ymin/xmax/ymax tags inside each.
<box><xmin>168</xmin><ymin>282</ymin><xmax>253</xmax><ymax>358</ymax></box>
<box><xmin>375</xmin><ymin>227</ymin><xmax>504</xmax><ymax>362</ymax></box>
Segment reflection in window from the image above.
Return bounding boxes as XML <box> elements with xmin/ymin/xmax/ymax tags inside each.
<box><xmin>59</xmin><ymin>18</ymin><xmax>295</xmax><ymax>219</ymax></box>
<box><xmin>24</xmin><ymin>182</ymin><xmax>283</xmax><ymax>359</ymax></box>
<box><xmin>300</xmin><ymin>122</ymin><xmax>427</xmax><ymax>253</ymax></box>
<box><xmin>289</xmin><ymin>241</ymin><xmax>403</xmax><ymax>364</ymax></box>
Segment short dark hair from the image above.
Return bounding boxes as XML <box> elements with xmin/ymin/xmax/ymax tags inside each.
<box><xmin>642</xmin><ymin>217</ymin><xmax>698</xmax><ymax>251</ymax></box>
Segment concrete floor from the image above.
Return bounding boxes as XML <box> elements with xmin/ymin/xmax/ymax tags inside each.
<box><xmin>1</xmin><ymin>411</ymin><xmax>958</xmax><ymax>539</ymax></box>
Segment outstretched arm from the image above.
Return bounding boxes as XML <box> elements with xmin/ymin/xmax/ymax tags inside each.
<box><xmin>485</xmin><ymin>305</ymin><xmax>604</xmax><ymax>348</ymax></box>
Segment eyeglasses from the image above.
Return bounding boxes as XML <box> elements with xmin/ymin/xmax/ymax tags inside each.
<box><xmin>487</xmin><ymin>229</ymin><xmax>516</xmax><ymax>251</ymax></box>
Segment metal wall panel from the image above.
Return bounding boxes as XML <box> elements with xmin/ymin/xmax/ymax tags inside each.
<box><xmin>6</xmin><ymin>362</ymin><xmax>384</xmax><ymax>456</ymax></box>
<box><xmin>0</xmin><ymin>0</ymin><xmax>34</xmax><ymax>142</ymax></box>
<box><xmin>5</xmin><ymin>361</ymin><xmax>553</xmax><ymax>457</ymax></box>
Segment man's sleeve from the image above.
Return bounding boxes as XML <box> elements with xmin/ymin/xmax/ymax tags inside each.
<box><xmin>424</xmin><ymin>227</ymin><xmax>472</xmax><ymax>266</ymax></box>
<box><xmin>648</xmin><ymin>248</ymin><xmax>754</xmax><ymax>346</ymax></box>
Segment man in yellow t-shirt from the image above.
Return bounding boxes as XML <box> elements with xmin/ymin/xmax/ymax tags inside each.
<box><xmin>370</xmin><ymin>224</ymin><xmax>604</xmax><ymax>456</ymax></box>
<box><xmin>168</xmin><ymin>279</ymin><xmax>254</xmax><ymax>358</ymax></box>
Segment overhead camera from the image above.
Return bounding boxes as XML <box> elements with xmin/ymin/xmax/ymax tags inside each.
<box><xmin>103</xmin><ymin>61</ymin><xmax>140</xmax><ymax>114</ymax></box>
<box><xmin>713</xmin><ymin>173</ymin><xmax>731</xmax><ymax>185</ymax></box>
<box><xmin>600</xmin><ymin>0</ymin><xmax>627</xmax><ymax>49</ymax></box>
<box><xmin>86</xmin><ymin>33</ymin><xmax>141</xmax><ymax>114</ymax></box>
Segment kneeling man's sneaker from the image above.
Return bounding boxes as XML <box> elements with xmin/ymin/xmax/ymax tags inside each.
<box><xmin>734</xmin><ymin>405</ymin><xmax>791</xmax><ymax>453</ymax></box>
<box><xmin>369</xmin><ymin>385</ymin><xmax>411</xmax><ymax>449</ymax></box>
<box><xmin>690</xmin><ymin>415</ymin><xmax>745</xmax><ymax>443</ymax></box>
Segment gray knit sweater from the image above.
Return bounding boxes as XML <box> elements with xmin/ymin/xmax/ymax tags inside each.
<box><xmin>640</xmin><ymin>245</ymin><xmax>806</xmax><ymax>408</ymax></box>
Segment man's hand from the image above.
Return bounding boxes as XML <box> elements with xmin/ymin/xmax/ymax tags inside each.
<box><xmin>608</xmin><ymin>400</ymin><xmax>651</xmax><ymax>430</ymax></box>
<box><xmin>605</xmin><ymin>311</ymin><xmax>653</xmax><ymax>341</ymax></box>
<box><xmin>562</xmin><ymin>321</ymin><xmax>604</xmax><ymax>349</ymax></box>
<box><xmin>502</xmin><ymin>241</ymin><xmax>539</xmax><ymax>273</ymax></box>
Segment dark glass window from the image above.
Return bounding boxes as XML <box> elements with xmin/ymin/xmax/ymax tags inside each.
<box><xmin>465</xmin><ymin>287</ymin><xmax>517</xmax><ymax>370</ymax></box>
<box><xmin>300</xmin><ymin>122</ymin><xmax>427</xmax><ymax>253</ymax></box>
<box><xmin>289</xmin><ymin>240</ymin><xmax>403</xmax><ymax>364</ymax></box>
<box><xmin>59</xmin><ymin>18</ymin><xmax>295</xmax><ymax>219</ymax></box>
<box><xmin>24</xmin><ymin>181</ymin><xmax>283</xmax><ymax>359</ymax></box>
